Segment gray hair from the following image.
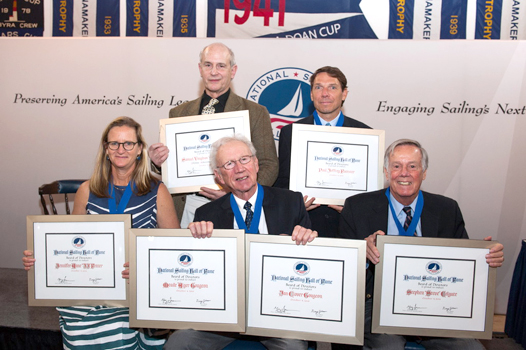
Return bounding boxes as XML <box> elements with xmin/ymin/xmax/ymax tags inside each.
<box><xmin>199</xmin><ymin>42</ymin><xmax>236</xmax><ymax>67</ymax></box>
<box><xmin>384</xmin><ymin>139</ymin><xmax>429</xmax><ymax>172</ymax></box>
<box><xmin>210</xmin><ymin>134</ymin><xmax>256</xmax><ymax>170</ymax></box>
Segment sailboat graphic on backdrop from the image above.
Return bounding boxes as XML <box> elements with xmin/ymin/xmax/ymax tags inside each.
<box><xmin>278</xmin><ymin>85</ymin><xmax>303</xmax><ymax>117</ymax></box>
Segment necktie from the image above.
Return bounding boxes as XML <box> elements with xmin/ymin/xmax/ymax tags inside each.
<box><xmin>403</xmin><ymin>207</ymin><xmax>416</xmax><ymax>236</ymax></box>
<box><xmin>325</xmin><ymin>122</ymin><xmax>331</xmax><ymax>126</ymax></box>
<box><xmin>244</xmin><ymin>202</ymin><xmax>254</xmax><ymax>230</ymax></box>
<box><xmin>202</xmin><ymin>98</ymin><xmax>219</xmax><ymax>114</ymax></box>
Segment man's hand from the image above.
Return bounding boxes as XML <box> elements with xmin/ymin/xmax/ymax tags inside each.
<box><xmin>328</xmin><ymin>205</ymin><xmax>343</xmax><ymax>213</ymax></box>
<box><xmin>291</xmin><ymin>225</ymin><xmax>318</xmax><ymax>245</ymax></box>
<box><xmin>365</xmin><ymin>230</ymin><xmax>385</xmax><ymax>264</ymax></box>
<box><xmin>22</xmin><ymin>250</ymin><xmax>35</xmax><ymax>271</ymax></box>
<box><xmin>483</xmin><ymin>236</ymin><xmax>504</xmax><ymax>267</ymax></box>
<box><xmin>188</xmin><ymin>221</ymin><xmax>214</xmax><ymax>238</ymax></box>
<box><xmin>200</xmin><ymin>187</ymin><xmax>227</xmax><ymax>200</ymax></box>
<box><xmin>122</xmin><ymin>262</ymin><xmax>129</xmax><ymax>279</ymax></box>
<box><xmin>148</xmin><ymin>143</ymin><xmax>169</xmax><ymax>168</ymax></box>
<box><xmin>303</xmin><ymin>196</ymin><xmax>320</xmax><ymax>212</ymax></box>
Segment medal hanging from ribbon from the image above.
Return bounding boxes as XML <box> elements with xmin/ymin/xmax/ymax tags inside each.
<box><xmin>230</xmin><ymin>184</ymin><xmax>264</xmax><ymax>234</ymax></box>
<box><xmin>108</xmin><ymin>182</ymin><xmax>134</xmax><ymax>214</ymax></box>
<box><xmin>385</xmin><ymin>188</ymin><xmax>424</xmax><ymax>236</ymax></box>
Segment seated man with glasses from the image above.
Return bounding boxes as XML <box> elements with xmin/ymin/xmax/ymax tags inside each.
<box><xmin>163</xmin><ymin>134</ymin><xmax>317</xmax><ymax>350</ymax></box>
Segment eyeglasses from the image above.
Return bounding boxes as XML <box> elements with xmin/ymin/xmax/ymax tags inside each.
<box><xmin>106</xmin><ymin>141</ymin><xmax>139</xmax><ymax>151</ymax></box>
<box><xmin>218</xmin><ymin>155</ymin><xmax>254</xmax><ymax>170</ymax></box>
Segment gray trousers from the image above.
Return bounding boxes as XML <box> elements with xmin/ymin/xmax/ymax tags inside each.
<box><xmin>164</xmin><ymin>329</ymin><xmax>307</xmax><ymax>350</ymax></box>
<box><xmin>333</xmin><ymin>299</ymin><xmax>485</xmax><ymax>350</ymax></box>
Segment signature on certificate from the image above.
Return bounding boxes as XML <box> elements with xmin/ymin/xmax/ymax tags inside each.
<box><xmin>89</xmin><ymin>277</ymin><xmax>102</xmax><ymax>284</ymax></box>
<box><xmin>196</xmin><ymin>299</ymin><xmax>211</xmax><ymax>306</ymax></box>
<box><xmin>186</xmin><ymin>168</ymin><xmax>199</xmax><ymax>175</ymax></box>
<box><xmin>161</xmin><ymin>297</ymin><xmax>179</xmax><ymax>305</ymax></box>
<box><xmin>57</xmin><ymin>276</ymin><xmax>74</xmax><ymax>284</ymax></box>
<box><xmin>406</xmin><ymin>304</ymin><xmax>426</xmax><ymax>312</ymax></box>
<box><xmin>311</xmin><ymin>309</ymin><xmax>327</xmax><ymax>317</ymax></box>
<box><xmin>316</xmin><ymin>180</ymin><xmax>330</xmax><ymax>186</ymax></box>
<box><xmin>273</xmin><ymin>305</ymin><xmax>298</xmax><ymax>315</ymax></box>
<box><xmin>345</xmin><ymin>181</ymin><xmax>356</xmax><ymax>188</ymax></box>
<box><xmin>443</xmin><ymin>306</ymin><xmax>458</xmax><ymax>314</ymax></box>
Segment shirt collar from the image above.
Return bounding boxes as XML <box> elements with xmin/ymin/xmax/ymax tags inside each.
<box><xmin>232</xmin><ymin>186</ymin><xmax>258</xmax><ymax>211</ymax></box>
<box><xmin>315</xmin><ymin>111</ymin><xmax>343</xmax><ymax>126</ymax></box>
<box><xmin>389</xmin><ymin>191</ymin><xmax>418</xmax><ymax>216</ymax></box>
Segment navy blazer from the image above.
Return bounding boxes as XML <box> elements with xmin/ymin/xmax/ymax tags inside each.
<box><xmin>194</xmin><ymin>185</ymin><xmax>311</xmax><ymax>234</ymax></box>
<box><xmin>338</xmin><ymin>188</ymin><xmax>469</xmax><ymax>298</ymax></box>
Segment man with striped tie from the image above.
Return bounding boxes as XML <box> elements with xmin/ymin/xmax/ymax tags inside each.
<box><xmin>164</xmin><ymin>134</ymin><xmax>316</xmax><ymax>350</ymax></box>
<box><xmin>336</xmin><ymin>139</ymin><xmax>504</xmax><ymax>350</ymax></box>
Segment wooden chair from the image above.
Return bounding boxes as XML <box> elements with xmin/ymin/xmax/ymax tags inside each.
<box><xmin>39</xmin><ymin>180</ymin><xmax>85</xmax><ymax>215</ymax></box>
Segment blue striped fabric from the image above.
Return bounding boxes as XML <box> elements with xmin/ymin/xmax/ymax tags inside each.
<box><xmin>86</xmin><ymin>182</ymin><xmax>159</xmax><ymax>228</ymax></box>
<box><xmin>57</xmin><ymin>181</ymin><xmax>166</xmax><ymax>349</ymax></box>
<box><xmin>58</xmin><ymin>306</ymin><xmax>168</xmax><ymax>349</ymax></box>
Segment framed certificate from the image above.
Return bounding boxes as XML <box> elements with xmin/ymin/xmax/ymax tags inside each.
<box><xmin>160</xmin><ymin>111</ymin><xmax>250</xmax><ymax>194</ymax></box>
<box><xmin>372</xmin><ymin>235</ymin><xmax>497</xmax><ymax>339</ymax></box>
<box><xmin>26</xmin><ymin>214</ymin><xmax>131</xmax><ymax>307</ymax></box>
<box><xmin>129</xmin><ymin>229</ymin><xmax>246</xmax><ymax>332</ymax></box>
<box><xmin>245</xmin><ymin>235</ymin><xmax>366</xmax><ymax>345</ymax></box>
<box><xmin>289</xmin><ymin>124</ymin><xmax>385</xmax><ymax>206</ymax></box>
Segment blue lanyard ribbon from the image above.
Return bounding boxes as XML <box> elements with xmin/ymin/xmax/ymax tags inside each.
<box><xmin>108</xmin><ymin>182</ymin><xmax>134</xmax><ymax>214</ymax></box>
<box><xmin>313</xmin><ymin>110</ymin><xmax>344</xmax><ymax>127</ymax></box>
<box><xmin>230</xmin><ymin>184</ymin><xmax>264</xmax><ymax>234</ymax></box>
<box><xmin>385</xmin><ymin>188</ymin><xmax>424</xmax><ymax>236</ymax></box>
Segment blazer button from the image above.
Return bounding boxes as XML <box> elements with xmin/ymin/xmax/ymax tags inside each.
<box><xmin>366</xmin><ymin>294</ymin><xmax>372</xmax><ymax>299</ymax></box>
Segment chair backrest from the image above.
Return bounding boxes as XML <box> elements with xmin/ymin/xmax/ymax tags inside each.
<box><xmin>39</xmin><ymin>180</ymin><xmax>86</xmax><ymax>215</ymax></box>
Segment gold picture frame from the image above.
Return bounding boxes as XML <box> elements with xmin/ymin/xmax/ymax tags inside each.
<box><xmin>27</xmin><ymin>214</ymin><xmax>131</xmax><ymax>307</ymax></box>
<box><xmin>159</xmin><ymin>111</ymin><xmax>250</xmax><ymax>194</ymax></box>
<box><xmin>128</xmin><ymin>228</ymin><xmax>246</xmax><ymax>332</ymax></box>
<box><xmin>289</xmin><ymin>124</ymin><xmax>385</xmax><ymax>206</ymax></box>
<box><xmin>372</xmin><ymin>235</ymin><xmax>497</xmax><ymax>339</ymax></box>
<box><xmin>244</xmin><ymin>235</ymin><xmax>366</xmax><ymax>345</ymax></box>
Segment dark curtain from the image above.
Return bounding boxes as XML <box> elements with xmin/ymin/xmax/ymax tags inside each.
<box><xmin>505</xmin><ymin>239</ymin><xmax>526</xmax><ymax>348</ymax></box>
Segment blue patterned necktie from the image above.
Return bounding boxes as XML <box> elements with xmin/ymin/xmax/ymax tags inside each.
<box><xmin>403</xmin><ymin>207</ymin><xmax>416</xmax><ymax>236</ymax></box>
<box><xmin>244</xmin><ymin>202</ymin><xmax>254</xmax><ymax>230</ymax></box>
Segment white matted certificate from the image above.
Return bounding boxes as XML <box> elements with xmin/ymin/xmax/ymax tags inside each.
<box><xmin>129</xmin><ymin>229</ymin><xmax>246</xmax><ymax>332</ymax></box>
<box><xmin>289</xmin><ymin>124</ymin><xmax>385</xmax><ymax>205</ymax></box>
<box><xmin>27</xmin><ymin>215</ymin><xmax>131</xmax><ymax>307</ymax></box>
<box><xmin>372</xmin><ymin>235</ymin><xmax>497</xmax><ymax>339</ymax></box>
<box><xmin>245</xmin><ymin>235</ymin><xmax>366</xmax><ymax>345</ymax></box>
<box><xmin>160</xmin><ymin>111</ymin><xmax>250</xmax><ymax>194</ymax></box>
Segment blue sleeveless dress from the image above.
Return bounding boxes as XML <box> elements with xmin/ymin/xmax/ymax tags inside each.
<box><xmin>57</xmin><ymin>182</ymin><xmax>168</xmax><ymax>349</ymax></box>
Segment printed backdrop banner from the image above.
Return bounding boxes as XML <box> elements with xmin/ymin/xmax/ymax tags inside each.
<box><xmin>1</xmin><ymin>0</ymin><xmax>524</xmax><ymax>39</ymax></box>
<box><xmin>96</xmin><ymin>0</ymin><xmax>120</xmax><ymax>37</ymax></box>
<box><xmin>1</xmin><ymin>39</ymin><xmax>525</xmax><ymax>317</ymax></box>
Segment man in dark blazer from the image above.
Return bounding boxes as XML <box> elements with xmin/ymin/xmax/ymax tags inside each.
<box><xmin>164</xmin><ymin>135</ymin><xmax>316</xmax><ymax>350</ymax></box>
<box><xmin>336</xmin><ymin>139</ymin><xmax>504</xmax><ymax>350</ymax></box>
<box><xmin>149</xmin><ymin>43</ymin><xmax>278</xmax><ymax>226</ymax></box>
<box><xmin>194</xmin><ymin>182</ymin><xmax>310</xmax><ymax>234</ymax></box>
<box><xmin>274</xmin><ymin>66</ymin><xmax>370</xmax><ymax>238</ymax></box>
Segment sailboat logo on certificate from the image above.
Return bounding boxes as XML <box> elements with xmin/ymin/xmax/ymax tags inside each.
<box><xmin>177</xmin><ymin>253</ymin><xmax>193</xmax><ymax>267</ymax></box>
<box><xmin>246</xmin><ymin>67</ymin><xmax>315</xmax><ymax>144</ymax></box>
<box><xmin>293</xmin><ymin>261</ymin><xmax>310</xmax><ymax>276</ymax></box>
<box><xmin>72</xmin><ymin>236</ymin><xmax>86</xmax><ymax>249</ymax></box>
